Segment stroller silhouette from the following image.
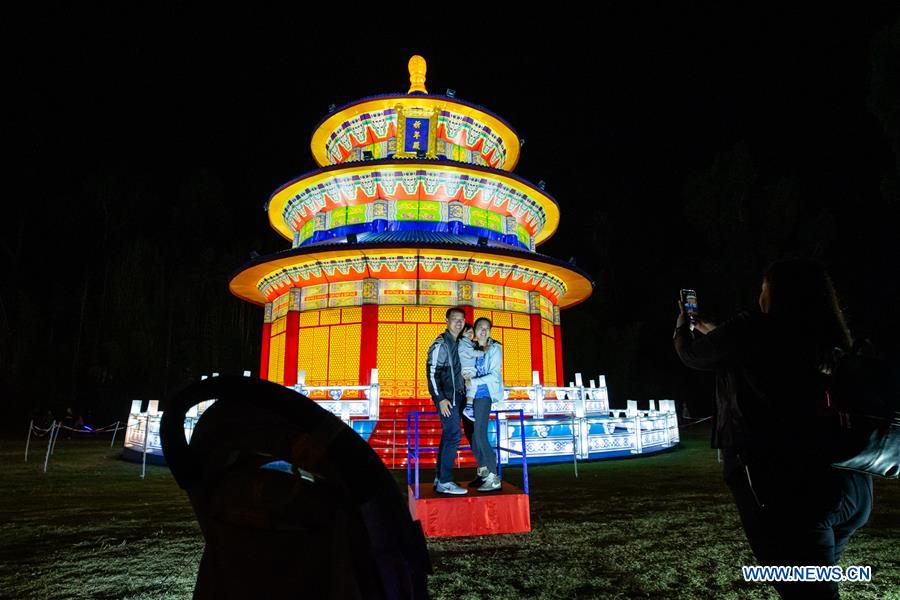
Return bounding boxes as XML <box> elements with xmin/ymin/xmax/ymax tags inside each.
<box><xmin>160</xmin><ymin>376</ymin><xmax>431</xmax><ymax>599</ymax></box>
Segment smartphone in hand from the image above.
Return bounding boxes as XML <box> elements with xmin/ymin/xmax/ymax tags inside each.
<box><xmin>680</xmin><ymin>289</ymin><xmax>698</xmax><ymax>325</ymax></box>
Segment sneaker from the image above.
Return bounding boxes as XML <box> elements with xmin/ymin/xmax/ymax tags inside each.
<box><xmin>468</xmin><ymin>466</ymin><xmax>487</xmax><ymax>488</ymax></box>
<box><xmin>477</xmin><ymin>472</ymin><xmax>501</xmax><ymax>492</ymax></box>
<box><xmin>435</xmin><ymin>481</ymin><xmax>468</xmax><ymax>495</ymax></box>
<box><xmin>463</xmin><ymin>404</ymin><xmax>475</xmax><ymax>421</ymax></box>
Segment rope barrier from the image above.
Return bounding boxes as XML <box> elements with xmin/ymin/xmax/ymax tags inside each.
<box><xmin>27</xmin><ymin>420</ymin><xmax>122</xmax><ymax>469</ymax></box>
<box><xmin>678</xmin><ymin>416</ymin><xmax>713</xmax><ymax>429</ymax></box>
<box><xmin>30</xmin><ymin>422</ymin><xmax>120</xmax><ymax>435</ymax></box>
<box><xmin>55</xmin><ymin>422</ymin><xmax>120</xmax><ymax>433</ymax></box>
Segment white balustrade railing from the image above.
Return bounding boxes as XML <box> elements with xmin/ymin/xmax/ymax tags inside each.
<box><xmin>294</xmin><ymin>369</ymin><xmax>679</xmax><ymax>460</ymax></box>
<box><xmin>290</xmin><ymin>368</ymin><xmax>380</xmax><ymax>423</ymax></box>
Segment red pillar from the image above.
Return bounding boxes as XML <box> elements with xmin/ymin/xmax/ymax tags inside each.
<box><xmin>462</xmin><ymin>305</ymin><xmax>474</xmax><ymax>325</ymax></box>
<box><xmin>529</xmin><ymin>313</ymin><xmax>544</xmax><ymax>384</ymax></box>
<box><xmin>259</xmin><ymin>322</ymin><xmax>272</xmax><ymax>381</ymax></box>
<box><xmin>283</xmin><ymin>311</ymin><xmax>300</xmax><ymax>387</ymax></box>
<box><xmin>554</xmin><ymin>324</ymin><xmax>564</xmax><ymax>386</ymax></box>
<box><xmin>282</xmin><ymin>290</ymin><xmax>302</xmax><ymax>387</ymax></box>
<box><xmin>359</xmin><ymin>303</ymin><xmax>379</xmax><ymax>384</ymax></box>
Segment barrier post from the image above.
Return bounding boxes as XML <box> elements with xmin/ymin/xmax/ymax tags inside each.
<box><xmin>43</xmin><ymin>421</ymin><xmax>56</xmax><ymax>473</ymax></box>
<box><xmin>109</xmin><ymin>421</ymin><xmax>120</xmax><ymax>449</ymax></box>
<box><xmin>141</xmin><ymin>415</ymin><xmax>150</xmax><ymax>479</ymax></box>
<box><xmin>50</xmin><ymin>420</ymin><xmax>61</xmax><ymax>456</ymax></box>
<box><xmin>414</xmin><ymin>412</ymin><xmax>420</xmax><ymax>499</ymax></box>
<box><xmin>571</xmin><ymin>413</ymin><xmax>579</xmax><ymax>478</ymax></box>
<box><xmin>633</xmin><ymin>414</ymin><xmax>643</xmax><ymax>454</ymax></box>
<box><xmin>532</xmin><ymin>371</ymin><xmax>545</xmax><ymax>419</ymax></box>
<box><xmin>25</xmin><ymin>419</ymin><xmax>33</xmax><ymax>462</ymax></box>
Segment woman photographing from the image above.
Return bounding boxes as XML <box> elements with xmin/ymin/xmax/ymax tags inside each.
<box><xmin>674</xmin><ymin>259</ymin><xmax>872</xmax><ymax>599</ymax></box>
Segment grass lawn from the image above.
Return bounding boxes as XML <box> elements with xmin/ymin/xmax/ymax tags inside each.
<box><xmin>1</xmin><ymin>424</ymin><xmax>897</xmax><ymax>599</ymax></box>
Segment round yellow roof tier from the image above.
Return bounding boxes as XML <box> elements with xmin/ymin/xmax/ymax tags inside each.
<box><xmin>229</xmin><ymin>244</ymin><xmax>594</xmax><ymax>309</ymax></box>
<box><xmin>268</xmin><ymin>161</ymin><xmax>560</xmax><ymax>246</ymax></box>
<box><xmin>311</xmin><ymin>96</ymin><xmax>521</xmax><ymax>171</ymax></box>
<box><xmin>310</xmin><ymin>57</ymin><xmax>518</xmax><ymax>171</ymax></box>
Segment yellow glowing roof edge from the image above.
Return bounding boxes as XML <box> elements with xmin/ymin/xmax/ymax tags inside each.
<box><xmin>229</xmin><ymin>247</ymin><xmax>593</xmax><ymax>309</ymax></box>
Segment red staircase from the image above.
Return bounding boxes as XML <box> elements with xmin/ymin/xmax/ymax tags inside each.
<box><xmin>368</xmin><ymin>398</ymin><xmax>476</xmax><ymax>469</ymax></box>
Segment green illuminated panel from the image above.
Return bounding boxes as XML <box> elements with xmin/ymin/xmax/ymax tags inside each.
<box><xmin>517</xmin><ymin>224</ymin><xmax>530</xmax><ymax>247</ymax></box>
<box><xmin>330</xmin><ymin>207</ymin><xmax>347</xmax><ymax>228</ymax></box>
<box><xmin>418</xmin><ymin>200</ymin><xmax>442</xmax><ymax>222</ymax></box>
<box><xmin>486</xmin><ymin>211</ymin><xmax>503</xmax><ymax>233</ymax></box>
<box><xmin>300</xmin><ymin>219</ymin><xmax>315</xmax><ymax>243</ymax></box>
<box><xmin>396</xmin><ymin>200</ymin><xmax>419</xmax><ymax>221</ymax></box>
<box><xmin>469</xmin><ymin>206</ymin><xmax>487</xmax><ymax>228</ymax></box>
<box><xmin>347</xmin><ymin>204</ymin><xmax>367</xmax><ymax>225</ymax></box>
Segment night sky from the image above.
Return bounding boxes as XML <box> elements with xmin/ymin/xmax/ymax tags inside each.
<box><xmin>6</xmin><ymin>4</ymin><xmax>899</xmax><ymax>428</ymax></box>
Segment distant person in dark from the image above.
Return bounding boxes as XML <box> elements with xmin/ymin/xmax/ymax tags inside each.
<box><xmin>63</xmin><ymin>407</ymin><xmax>75</xmax><ymax>438</ymax></box>
<box><xmin>674</xmin><ymin>259</ymin><xmax>872</xmax><ymax>599</ymax></box>
<box><xmin>426</xmin><ymin>307</ymin><xmax>468</xmax><ymax>495</ymax></box>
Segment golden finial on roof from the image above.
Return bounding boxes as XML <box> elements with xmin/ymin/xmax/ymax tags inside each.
<box><xmin>407</xmin><ymin>55</ymin><xmax>427</xmax><ymax>94</ymax></box>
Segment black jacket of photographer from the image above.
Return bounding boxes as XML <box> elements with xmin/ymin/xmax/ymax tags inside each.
<box><xmin>674</xmin><ymin>310</ymin><xmax>833</xmax><ymax>466</ymax></box>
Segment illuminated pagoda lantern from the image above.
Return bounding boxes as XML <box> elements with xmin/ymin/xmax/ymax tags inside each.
<box><xmin>230</xmin><ymin>56</ymin><xmax>596</xmax><ymax>466</ymax></box>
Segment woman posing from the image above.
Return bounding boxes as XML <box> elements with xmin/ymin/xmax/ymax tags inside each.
<box><xmin>463</xmin><ymin>317</ymin><xmax>504</xmax><ymax>492</ymax></box>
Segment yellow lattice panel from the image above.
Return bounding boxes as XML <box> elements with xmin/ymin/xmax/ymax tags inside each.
<box><xmin>403</xmin><ymin>306</ymin><xmax>431</xmax><ymax>323</ymax></box>
<box><xmin>376</xmin><ymin>324</ymin><xmax>397</xmax><ymax>397</ymax></box>
<box><xmin>512</xmin><ymin>313</ymin><xmax>531</xmax><ymax>329</ymax></box>
<box><xmin>416</xmin><ymin>323</ymin><xmax>446</xmax><ymax>398</ymax></box>
<box><xmin>298</xmin><ymin>325</ymin><xmax>330</xmax><ymax>386</ymax></box>
<box><xmin>542</xmin><ymin>319</ymin><xmax>554</xmax><ymax>337</ymax></box>
<box><xmin>492</xmin><ymin>311</ymin><xmax>512</xmax><ymax>328</ymax></box>
<box><xmin>320</xmin><ymin>308</ymin><xmax>341</xmax><ymax>325</ymax></box>
<box><xmin>379</xmin><ymin>305</ymin><xmax>403</xmax><ymax>322</ymax></box>
<box><xmin>268</xmin><ymin>333</ymin><xmax>285</xmax><ymax>384</ymax></box>
<box><xmin>431</xmin><ymin>307</ymin><xmax>449</xmax><ymax>323</ymax></box>
<box><xmin>473</xmin><ymin>309</ymin><xmax>492</xmax><ymax>323</ymax></box>
<box><xmin>328</xmin><ymin>324</ymin><xmax>361</xmax><ymax>386</ymax></box>
<box><xmin>491</xmin><ymin>328</ymin><xmax>506</xmax><ymax>384</ymax></box>
<box><xmin>299</xmin><ymin>311</ymin><xmax>319</xmax><ymax>328</ymax></box>
<box><xmin>542</xmin><ymin>334</ymin><xmax>557</xmax><ymax>386</ymax></box>
<box><xmin>345</xmin><ymin>323</ymin><xmax>362</xmax><ymax>388</ymax></box>
<box><xmin>395</xmin><ymin>323</ymin><xmax>418</xmax><ymax>398</ymax></box>
<box><xmin>502</xmin><ymin>328</ymin><xmax>532</xmax><ymax>386</ymax></box>
<box><xmin>341</xmin><ymin>307</ymin><xmax>361</xmax><ymax>324</ymax></box>
<box><xmin>271</xmin><ymin>316</ymin><xmax>286</xmax><ymax>336</ymax></box>
<box><xmin>297</xmin><ymin>325</ymin><xmax>316</xmax><ymax>385</ymax></box>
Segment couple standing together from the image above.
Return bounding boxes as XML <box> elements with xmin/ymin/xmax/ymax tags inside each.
<box><xmin>426</xmin><ymin>307</ymin><xmax>504</xmax><ymax>495</ymax></box>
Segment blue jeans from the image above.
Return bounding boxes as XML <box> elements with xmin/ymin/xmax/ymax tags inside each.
<box><xmin>471</xmin><ymin>396</ymin><xmax>497</xmax><ymax>475</ymax></box>
<box><xmin>434</xmin><ymin>394</ymin><xmax>466</xmax><ymax>483</ymax></box>
<box><xmin>724</xmin><ymin>454</ymin><xmax>872</xmax><ymax>599</ymax></box>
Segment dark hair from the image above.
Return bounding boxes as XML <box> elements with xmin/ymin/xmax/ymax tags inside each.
<box><xmin>473</xmin><ymin>317</ymin><xmax>492</xmax><ymax>331</ymax></box>
<box><xmin>445</xmin><ymin>307</ymin><xmax>465</xmax><ymax>320</ymax></box>
<box><xmin>763</xmin><ymin>259</ymin><xmax>852</xmax><ymax>358</ymax></box>
<box><xmin>461</xmin><ymin>323</ymin><xmax>474</xmax><ymax>335</ymax></box>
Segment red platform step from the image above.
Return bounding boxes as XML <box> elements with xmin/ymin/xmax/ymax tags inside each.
<box><xmin>408</xmin><ymin>482</ymin><xmax>531</xmax><ymax>537</ymax></box>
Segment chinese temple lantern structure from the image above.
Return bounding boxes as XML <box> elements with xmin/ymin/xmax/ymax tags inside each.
<box><xmin>229</xmin><ymin>56</ymin><xmax>598</xmax><ymax>465</ymax></box>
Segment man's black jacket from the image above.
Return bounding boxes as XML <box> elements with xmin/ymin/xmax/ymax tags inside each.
<box><xmin>425</xmin><ymin>330</ymin><xmax>464</xmax><ymax>405</ymax></box>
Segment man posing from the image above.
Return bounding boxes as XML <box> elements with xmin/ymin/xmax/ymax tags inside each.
<box><xmin>426</xmin><ymin>307</ymin><xmax>468</xmax><ymax>495</ymax></box>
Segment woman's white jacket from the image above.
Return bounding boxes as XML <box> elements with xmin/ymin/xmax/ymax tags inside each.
<box><xmin>469</xmin><ymin>338</ymin><xmax>504</xmax><ymax>403</ymax></box>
